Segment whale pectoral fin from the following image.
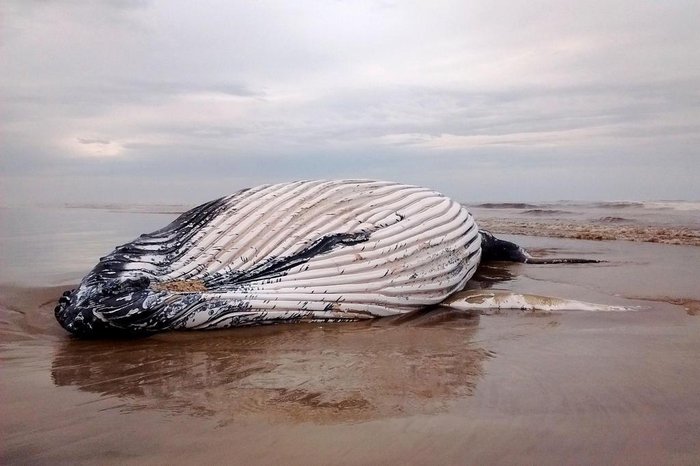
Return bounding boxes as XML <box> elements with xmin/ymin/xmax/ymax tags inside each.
<box><xmin>442</xmin><ymin>290</ymin><xmax>636</xmax><ymax>313</ymax></box>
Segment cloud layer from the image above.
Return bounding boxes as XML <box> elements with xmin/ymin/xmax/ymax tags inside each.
<box><xmin>2</xmin><ymin>0</ymin><xmax>699</xmax><ymax>204</ymax></box>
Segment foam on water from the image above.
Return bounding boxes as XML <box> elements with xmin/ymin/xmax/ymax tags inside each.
<box><xmin>468</xmin><ymin>199</ymin><xmax>700</xmax><ymax>246</ymax></box>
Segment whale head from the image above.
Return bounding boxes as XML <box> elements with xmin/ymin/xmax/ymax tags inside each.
<box><xmin>54</xmin><ymin>275</ymin><xmax>154</xmax><ymax>338</ymax></box>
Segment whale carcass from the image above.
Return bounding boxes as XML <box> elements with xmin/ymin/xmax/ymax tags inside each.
<box><xmin>55</xmin><ymin>180</ymin><xmax>618</xmax><ymax>338</ymax></box>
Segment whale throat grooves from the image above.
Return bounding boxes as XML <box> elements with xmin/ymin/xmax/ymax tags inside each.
<box><xmin>55</xmin><ymin>180</ymin><xmax>482</xmax><ymax>337</ymax></box>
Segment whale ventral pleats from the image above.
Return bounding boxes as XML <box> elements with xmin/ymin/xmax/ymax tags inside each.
<box><xmin>55</xmin><ymin>180</ymin><xmax>483</xmax><ymax>337</ymax></box>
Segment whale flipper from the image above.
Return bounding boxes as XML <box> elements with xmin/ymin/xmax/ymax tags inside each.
<box><xmin>442</xmin><ymin>290</ymin><xmax>635</xmax><ymax>313</ymax></box>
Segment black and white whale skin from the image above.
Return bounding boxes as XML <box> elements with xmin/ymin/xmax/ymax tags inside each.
<box><xmin>55</xmin><ymin>180</ymin><xmax>615</xmax><ymax>338</ymax></box>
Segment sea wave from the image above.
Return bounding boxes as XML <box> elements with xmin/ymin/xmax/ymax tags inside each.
<box><xmin>507</xmin><ymin>200</ymin><xmax>700</xmax><ymax>212</ymax></box>
<box><xmin>475</xmin><ymin>203</ymin><xmax>540</xmax><ymax>209</ymax></box>
<box><xmin>597</xmin><ymin>216</ymin><xmax>634</xmax><ymax>223</ymax></box>
<box><xmin>641</xmin><ymin>201</ymin><xmax>700</xmax><ymax>211</ymax></box>
<box><xmin>592</xmin><ymin>201</ymin><xmax>645</xmax><ymax>209</ymax></box>
<box><xmin>551</xmin><ymin>200</ymin><xmax>700</xmax><ymax>211</ymax></box>
<box><xmin>521</xmin><ymin>209</ymin><xmax>575</xmax><ymax>216</ymax></box>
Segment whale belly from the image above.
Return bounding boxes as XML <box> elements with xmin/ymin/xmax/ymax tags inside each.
<box><xmin>55</xmin><ymin>180</ymin><xmax>482</xmax><ymax>336</ymax></box>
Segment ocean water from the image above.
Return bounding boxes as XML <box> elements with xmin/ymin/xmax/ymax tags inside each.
<box><xmin>1</xmin><ymin>203</ymin><xmax>700</xmax><ymax>464</ymax></box>
<box><xmin>0</xmin><ymin>206</ymin><xmax>179</xmax><ymax>286</ymax></box>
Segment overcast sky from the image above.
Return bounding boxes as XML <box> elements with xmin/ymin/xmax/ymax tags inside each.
<box><xmin>2</xmin><ymin>0</ymin><xmax>698</xmax><ymax>205</ymax></box>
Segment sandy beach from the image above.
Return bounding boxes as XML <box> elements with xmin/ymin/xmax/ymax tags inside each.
<box><xmin>1</xmin><ymin>204</ymin><xmax>699</xmax><ymax>465</ymax></box>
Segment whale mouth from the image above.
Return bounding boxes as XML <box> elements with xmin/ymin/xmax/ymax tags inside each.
<box><xmin>54</xmin><ymin>288</ymin><xmax>111</xmax><ymax>338</ymax></box>
<box><xmin>54</xmin><ymin>277</ymin><xmax>157</xmax><ymax>338</ymax></box>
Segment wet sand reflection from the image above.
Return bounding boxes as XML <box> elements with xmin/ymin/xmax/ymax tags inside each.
<box><xmin>466</xmin><ymin>261</ymin><xmax>519</xmax><ymax>288</ymax></box>
<box><xmin>51</xmin><ymin>309</ymin><xmax>492</xmax><ymax>423</ymax></box>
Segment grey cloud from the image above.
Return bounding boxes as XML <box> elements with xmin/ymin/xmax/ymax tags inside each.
<box><xmin>77</xmin><ymin>138</ymin><xmax>111</xmax><ymax>145</ymax></box>
<box><xmin>250</xmin><ymin>80</ymin><xmax>698</xmax><ymax>149</ymax></box>
<box><xmin>2</xmin><ymin>80</ymin><xmax>261</xmax><ymax>120</ymax></box>
<box><xmin>1</xmin><ymin>0</ymin><xmax>699</xmax><ymax>205</ymax></box>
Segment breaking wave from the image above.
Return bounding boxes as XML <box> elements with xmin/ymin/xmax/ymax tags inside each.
<box><xmin>597</xmin><ymin>216</ymin><xmax>634</xmax><ymax>223</ymax></box>
<box><xmin>522</xmin><ymin>209</ymin><xmax>575</xmax><ymax>216</ymax></box>
<box><xmin>475</xmin><ymin>203</ymin><xmax>540</xmax><ymax>209</ymax></box>
<box><xmin>592</xmin><ymin>201</ymin><xmax>645</xmax><ymax>209</ymax></box>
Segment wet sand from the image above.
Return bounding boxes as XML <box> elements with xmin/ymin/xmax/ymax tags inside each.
<box><xmin>2</xmin><ymin>235</ymin><xmax>700</xmax><ymax>465</ymax></box>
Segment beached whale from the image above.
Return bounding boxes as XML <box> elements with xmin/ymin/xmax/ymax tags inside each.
<box><xmin>55</xmin><ymin>180</ymin><xmax>624</xmax><ymax>338</ymax></box>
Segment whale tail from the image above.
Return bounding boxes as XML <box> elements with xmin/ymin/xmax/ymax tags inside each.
<box><xmin>479</xmin><ymin>230</ymin><xmax>600</xmax><ymax>264</ymax></box>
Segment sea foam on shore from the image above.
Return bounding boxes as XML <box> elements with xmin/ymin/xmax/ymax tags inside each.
<box><xmin>469</xmin><ymin>200</ymin><xmax>700</xmax><ymax>246</ymax></box>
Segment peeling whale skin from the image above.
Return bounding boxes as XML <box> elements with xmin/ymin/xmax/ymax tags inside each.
<box><xmin>55</xmin><ymin>180</ymin><xmax>483</xmax><ymax>337</ymax></box>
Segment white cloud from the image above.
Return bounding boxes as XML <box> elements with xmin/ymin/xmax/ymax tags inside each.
<box><xmin>1</xmin><ymin>0</ymin><xmax>699</xmax><ymax>203</ymax></box>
